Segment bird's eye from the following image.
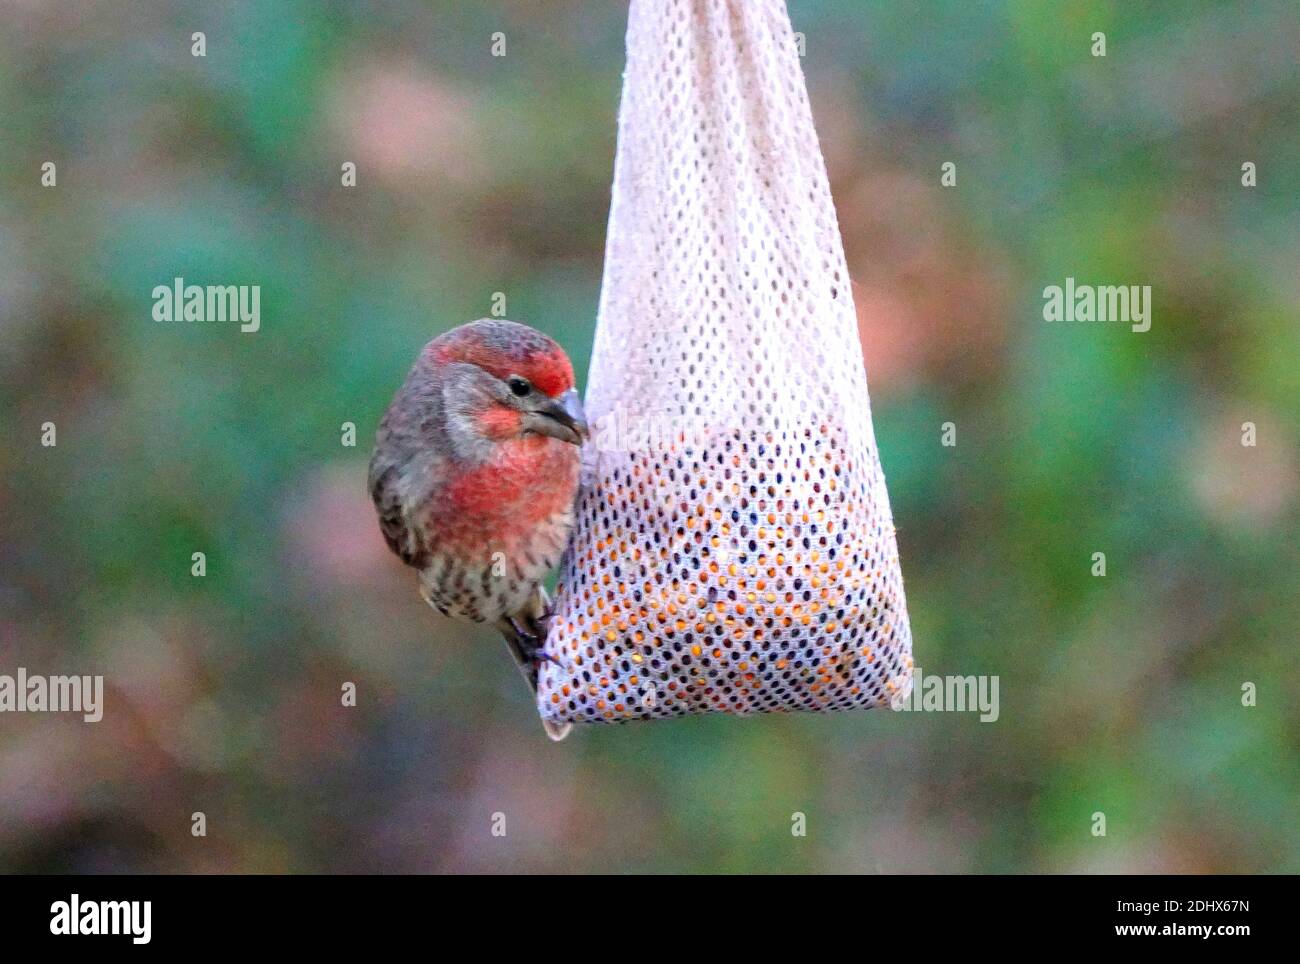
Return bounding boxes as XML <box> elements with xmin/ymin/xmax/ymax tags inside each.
<box><xmin>507</xmin><ymin>376</ymin><xmax>532</xmax><ymax>397</ymax></box>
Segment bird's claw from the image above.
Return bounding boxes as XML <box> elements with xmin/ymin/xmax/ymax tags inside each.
<box><xmin>508</xmin><ymin>615</ymin><xmax>539</xmax><ymax>645</ymax></box>
<box><xmin>507</xmin><ymin>616</ymin><xmax>559</xmax><ymax>669</ymax></box>
<box><xmin>536</xmin><ymin>597</ymin><xmax>555</xmax><ymax>638</ymax></box>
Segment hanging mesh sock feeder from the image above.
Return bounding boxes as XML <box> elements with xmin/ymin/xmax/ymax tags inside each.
<box><xmin>539</xmin><ymin>0</ymin><xmax>913</xmax><ymax>726</ymax></box>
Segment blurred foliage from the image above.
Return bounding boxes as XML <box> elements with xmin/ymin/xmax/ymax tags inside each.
<box><xmin>0</xmin><ymin>0</ymin><xmax>1297</xmax><ymax>873</ymax></box>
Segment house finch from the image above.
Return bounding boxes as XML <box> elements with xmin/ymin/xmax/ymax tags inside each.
<box><xmin>369</xmin><ymin>319</ymin><xmax>587</xmax><ymax>741</ymax></box>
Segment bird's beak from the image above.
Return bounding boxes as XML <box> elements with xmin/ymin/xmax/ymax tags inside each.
<box><xmin>527</xmin><ymin>389</ymin><xmax>588</xmax><ymax>445</ymax></box>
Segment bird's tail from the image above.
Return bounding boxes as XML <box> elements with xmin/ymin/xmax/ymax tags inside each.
<box><xmin>497</xmin><ymin>585</ymin><xmax>571</xmax><ymax>742</ymax></box>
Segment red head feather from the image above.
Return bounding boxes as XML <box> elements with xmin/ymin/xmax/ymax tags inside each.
<box><xmin>428</xmin><ymin>319</ymin><xmax>575</xmax><ymax>398</ymax></box>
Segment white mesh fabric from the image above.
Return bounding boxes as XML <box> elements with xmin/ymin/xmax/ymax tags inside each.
<box><xmin>539</xmin><ymin>0</ymin><xmax>913</xmax><ymax>725</ymax></box>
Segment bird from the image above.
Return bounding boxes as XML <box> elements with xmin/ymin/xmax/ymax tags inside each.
<box><xmin>368</xmin><ymin>319</ymin><xmax>587</xmax><ymax>741</ymax></box>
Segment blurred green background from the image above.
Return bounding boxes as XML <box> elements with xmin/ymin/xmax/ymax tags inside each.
<box><xmin>1</xmin><ymin>0</ymin><xmax>1297</xmax><ymax>873</ymax></box>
